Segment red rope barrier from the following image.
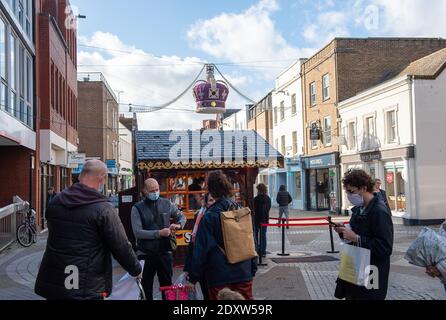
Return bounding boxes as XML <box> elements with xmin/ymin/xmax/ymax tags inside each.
<box><xmin>270</xmin><ymin>216</ymin><xmax>331</xmax><ymax>221</ymax></box>
<box><xmin>261</xmin><ymin>222</ymin><xmax>348</xmax><ymax>227</ymax></box>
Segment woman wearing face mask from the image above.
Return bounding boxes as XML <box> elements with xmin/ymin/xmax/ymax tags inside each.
<box><xmin>333</xmin><ymin>169</ymin><xmax>394</xmax><ymax>300</ymax></box>
<box><xmin>183</xmin><ymin>193</ymin><xmax>215</xmax><ymax>300</ymax></box>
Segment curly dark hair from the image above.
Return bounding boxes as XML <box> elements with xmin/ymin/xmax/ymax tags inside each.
<box><xmin>206</xmin><ymin>170</ymin><xmax>233</xmax><ymax>199</ymax></box>
<box><xmin>342</xmin><ymin>169</ymin><xmax>374</xmax><ymax>192</ymax></box>
<box><xmin>256</xmin><ymin>183</ymin><xmax>268</xmax><ymax>195</ymax></box>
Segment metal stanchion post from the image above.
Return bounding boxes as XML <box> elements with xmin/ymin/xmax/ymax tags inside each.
<box><xmin>277</xmin><ymin>218</ymin><xmax>289</xmax><ymax>256</ymax></box>
<box><xmin>327</xmin><ymin>216</ymin><xmax>340</xmax><ymax>254</ymax></box>
<box><xmin>258</xmin><ymin>225</ymin><xmax>267</xmax><ymax>266</ymax></box>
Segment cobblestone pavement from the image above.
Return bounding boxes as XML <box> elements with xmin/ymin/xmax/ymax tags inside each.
<box><xmin>1</xmin><ymin>211</ymin><xmax>445</xmax><ymax>300</ymax></box>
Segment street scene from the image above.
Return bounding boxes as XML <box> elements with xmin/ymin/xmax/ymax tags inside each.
<box><xmin>1</xmin><ymin>0</ymin><xmax>446</xmax><ymax>303</ymax></box>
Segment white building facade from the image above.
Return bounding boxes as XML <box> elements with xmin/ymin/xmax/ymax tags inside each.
<box><xmin>339</xmin><ymin>49</ymin><xmax>446</xmax><ymax>225</ymax></box>
<box><xmin>269</xmin><ymin>59</ymin><xmax>307</xmax><ymax>209</ymax></box>
<box><xmin>119</xmin><ymin>119</ymin><xmax>134</xmax><ymax>190</ymax></box>
<box><xmin>222</xmin><ymin>107</ymin><xmax>248</xmax><ymax>131</ymax></box>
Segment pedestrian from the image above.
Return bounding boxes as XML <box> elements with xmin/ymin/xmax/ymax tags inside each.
<box><xmin>35</xmin><ymin>160</ymin><xmax>142</xmax><ymax>300</ymax></box>
<box><xmin>373</xmin><ymin>179</ymin><xmax>391</xmax><ymax>213</ymax></box>
<box><xmin>185</xmin><ymin>170</ymin><xmax>257</xmax><ymax>300</ymax></box>
<box><xmin>333</xmin><ymin>169</ymin><xmax>394</xmax><ymax>300</ymax></box>
<box><xmin>276</xmin><ymin>185</ymin><xmax>292</xmax><ymax>229</ymax></box>
<box><xmin>183</xmin><ymin>193</ymin><xmax>215</xmax><ymax>300</ymax></box>
<box><xmin>253</xmin><ymin>183</ymin><xmax>271</xmax><ymax>257</ymax></box>
<box><xmin>46</xmin><ymin>187</ymin><xmax>57</xmax><ymax>209</ymax></box>
<box><xmin>131</xmin><ymin>178</ymin><xmax>186</xmax><ymax>300</ymax></box>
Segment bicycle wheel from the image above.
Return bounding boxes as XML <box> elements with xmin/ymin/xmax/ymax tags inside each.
<box><xmin>17</xmin><ymin>224</ymin><xmax>34</xmax><ymax>247</ymax></box>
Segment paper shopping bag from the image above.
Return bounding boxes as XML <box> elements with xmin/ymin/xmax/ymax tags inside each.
<box><xmin>338</xmin><ymin>243</ymin><xmax>371</xmax><ymax>286</ymax></box>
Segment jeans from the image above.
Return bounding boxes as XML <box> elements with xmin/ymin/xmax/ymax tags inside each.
<box><xmin>255</xmin><ymin>225</ymin><xmax>267</xmax><ymax>255</ymax></box>
<box><xmin>279</xmin><ymin>206</ymin><xmax>289</xmax><ymax>227</ymax></box>
<box><xmin>142</xmin><ymin>253</ymin><xmax>173</xmax><ymax>300</ymax></box>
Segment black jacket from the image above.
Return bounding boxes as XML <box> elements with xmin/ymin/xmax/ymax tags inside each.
<box><xmin>35</xmin><ymin>183</ymin><xmax>142</xmax><ymax>300</ymax></box>
<box><xmin>254</xmin><ymin>194</ymin><xmax>271</xmax><ymax>226</ymax></box>
<box><xmin>335</xmin><ymin>195</ymin><xmax>394</xmax><ymax>300</ymax></box>
<box><xmin>375</xmin><ymin>189</ymin><xmax>391</xmax><ymax>213</ymax></box>
<box><xmin>276</xmin><ymin>191</ymin><xmax>292</xmax><ymax>207</ymax></box>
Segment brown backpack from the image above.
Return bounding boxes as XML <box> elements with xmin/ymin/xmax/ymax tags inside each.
<box><xmin>220</xmin><ymin>205</ymin><xmax>258</xmax><ymax>264</ymax></box>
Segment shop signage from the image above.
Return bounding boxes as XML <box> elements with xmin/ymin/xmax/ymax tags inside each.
<box><xmin>386</xmin><ymin>172</ymin><xmax>394</xmax><ymax>184</ymax></box>
<box><xmin>305</xmin><ymin>153</ymin><xmax>337</xmax><ymax>169</ymax></box>
<box><xmin>68</xmin><ymin>153</ymin><xmax>86</xmax><ymax>165</ymax></box>
<box><xmin>121</xmin><ymin>195</ymin><xmax>133</xmax><ymax>203</ymax></box>
<box><xmin>360</xmin><ymin>151</ymin><xmax>381</xmax><ymax>162</ymax></box>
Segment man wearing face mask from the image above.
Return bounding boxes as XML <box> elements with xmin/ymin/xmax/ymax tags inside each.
<box><xmin>131</xmin><ymin>178</ymin><xmax>186</xmax><ymax>300</ymax></box>
<box><xmin>35</xmin><ymin>160</ymin><xmax>142</xmax><ymax>300</ymax></box>
<box><xmin>333</xmin><ymin>169</ymin><xmax>394</xmax><ymax>300</ymax></box>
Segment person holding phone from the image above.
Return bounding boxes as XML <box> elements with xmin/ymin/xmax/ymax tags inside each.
<box><xmin>333</xmin><ymin>169</ymin><xmax>394</xmax><ymax>300</ymax></box>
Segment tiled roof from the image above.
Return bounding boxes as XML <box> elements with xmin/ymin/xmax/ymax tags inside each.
<box><xmin>398</xmin><ymin>48</ymin><xmax>446</xmax><ymax>79</ymax></box>
<box><xmin>136</xmin><ymin>130</ymin><xmax>283</xmax><ymax>162</ymax></box>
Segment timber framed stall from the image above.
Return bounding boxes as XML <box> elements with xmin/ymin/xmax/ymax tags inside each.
<box><xmin>118</xmin><ymin>130</ymin><xmax>283</xmax><ymax>265</ymax></box>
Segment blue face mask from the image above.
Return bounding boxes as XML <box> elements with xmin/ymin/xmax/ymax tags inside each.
<box><xmin>147</xmin><ymin>192</ymin><xmax>160</xmax><ymax>201</ymax></box>
<box><xmin>347</xmin><ymin>193</ymin><xmax>364</xmax><ymax>207</ymax></box>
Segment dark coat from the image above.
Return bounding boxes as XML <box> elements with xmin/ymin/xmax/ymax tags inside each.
<box><xmin>253</xmin><ymin>194</ymin><xmax>271</xmax><ymax>226</ymax></box>
<box><xmin>375</xmin><ymin>189</ymin><xmax>391</xmax><ymax>213</ymax></box>
<box><xmin>35</xmin><ymin>183</ymin><xmax>142</xmax><ymax>300</ymax></box>
<box><xmin>276</xmin><ymin>191</ymin><xmax>292</xmax><ymax>207</ymax></box>
<box><xmin>334</xmin><ymin>195</ymin><xmax>394</xmax><ymax>300</ymax></box>
<box><xmin>188</xmin><ymin>197</ymin><xmax>257</xmax><ymax>288</ymax></box>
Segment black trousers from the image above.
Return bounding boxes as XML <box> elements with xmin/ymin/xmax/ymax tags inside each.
<box><xmin>142</xmin><ymin>253</ymin><xmax>173</xmax><ymax>300</ymax></box>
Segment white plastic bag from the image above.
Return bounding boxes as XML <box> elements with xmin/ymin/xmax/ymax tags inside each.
<box><xmin>108</xmin><ymin>261</ymin><xmax>145</xmax><ymax>300</ymax></box>
<box><xmin>338</xmin><ymin>242</ymin><xmax>371</xmax><ymax>287</ymax></box>
<box><xmin>405</xmin><ymin>227</ymin><xmax>446</xmax><ymax>284</ymax></box>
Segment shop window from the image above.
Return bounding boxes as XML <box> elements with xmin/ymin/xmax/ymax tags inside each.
<box><xmin>295</xmin><ymin>172</ymin><xmax>302</xmax><ymax>201</ymax></box>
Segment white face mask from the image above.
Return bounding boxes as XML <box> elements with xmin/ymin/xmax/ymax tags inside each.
<box><xmin>347</xmin><ymin>192</ymin><xmax>364</xmax><ymax>207</ymax></box>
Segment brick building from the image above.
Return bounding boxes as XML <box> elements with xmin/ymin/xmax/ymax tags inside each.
<box><xmin>301</xmin><ymin>37</ymin><xmax>446</xmax><ymax>214</ymax></box>
<box><xmin>36</xmin><ymin>0</ymin><xmax>78</xmax><ymax>227</ymax></box>
<box><xmin>77</xmin><ymin>72</ymin><xmax>120</xmax><ymax>195</ymax></box>
<box><xmin>0</xmin><ymin>0</ymin><xmax>36</xmax><ymax>211</ymax></box>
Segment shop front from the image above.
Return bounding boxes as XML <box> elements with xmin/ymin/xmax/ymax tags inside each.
<box><xmin>340</xmin><ymin>147</ymin><xmax>415</xmax><ymax>217</ymax></box>
<box><xmin>303</xmin><ymin>153</ymin><xmax>341</xmax><ymax>214</ymax></box>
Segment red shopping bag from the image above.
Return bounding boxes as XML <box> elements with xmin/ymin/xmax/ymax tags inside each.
<box><xmin>159</xmin><ymin>284</ymin><xmax>188</xmax><ymax>300</ymax></box>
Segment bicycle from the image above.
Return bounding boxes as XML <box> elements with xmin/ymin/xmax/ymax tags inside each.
<box><xmin>17</xmin><ymin>209</ymin><xmax>37</xmax><ymax>247</ymax></box>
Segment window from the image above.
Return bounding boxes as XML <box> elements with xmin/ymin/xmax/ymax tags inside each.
<box><xmin>291</xmin><ymin>94</ymin><xmax>297</xmax><ymax>114</ymax></box>
<box><xmin>322</xmin><ymin>74</ymin><xmax>330</xmax><ymax>101</ymax></box>
<box><xmin>10</xmin><ymin>33</ymin><xmax>16</xmax><ymax>116</ymax></box>
<box><xmin>347</xmin><ymin>121</ymin><xmax>357</xmax><ymax>150</ymax></box>
<box><xmin>292</xmin><ymin>131</ymin><xmax>298</xmax><ymax>155</ymax></box>
<box><xmin>323</xmin><ymin>117</ymin><xmax>332</xmax><ymax>146</ymax></box>
<box><xmin>281</xmin><ymin>135</ymin><xmax>286</xmax><ymax>156</ymax></box>
<box><xmin>310</xmin><ymin>82</ymin><xmax>316</xmax><ymax>106</ymax></box>
<box><xmin>0</xmin><ymin>19</ymin><xmax>5</xmax><ymax>81</ymax></box>
<box><xmin>275</xmin><ymin>138</ymin><xmax>279</xmax><ymax>151</ymax></box>
<box><xmin>386</xmin><ymin>110</ymin><xmax>397</xmax><ymax>144</ymax></box>
<box><xmin>280</xmin><ymin>101</ymin><xmax>285</xmax><ymax>121</ymax></box>
<box><xmin>274</xmin><ymin>107</ymin><xmax>278</xmax><ymax>125</ymax></box>
<box><xmin>25</xmin><ymin>0</ymin><xmax>32</xmax><ymax>37</ymax></box>
<box><xmin>310</xmin><ymin>121</ymin><xmax>317</xmax><ymax>149</ymax></box>
<box><xmin>365</xmin><ymin>116</ymin><xmax>375</xmax><ymax>149</ymax></box>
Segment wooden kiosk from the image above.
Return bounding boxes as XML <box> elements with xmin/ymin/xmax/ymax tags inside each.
<box><xmin>118</xmin><ymin>129</ymin><xmax>283</xmax><ymax>266</ymax></box>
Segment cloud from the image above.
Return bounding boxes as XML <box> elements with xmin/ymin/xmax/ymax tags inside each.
<box><xmin>302</xmin><ymin>10</ymin><xmax>350</xmax><ymax>46</ymax></box>
<box><xmin>370</xmin><ymin>0</ymin><xmax>446</xmax><ymax>37</ymax></box>
<box><xmin>186</xmin><ymin>0</ymin><xmax>312</xmax><ymax>70</ymax></box>
<box><xmin>78</xmin><ymin>32</ymin><xmax>248</xmax><ymax>130</ymax></box>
